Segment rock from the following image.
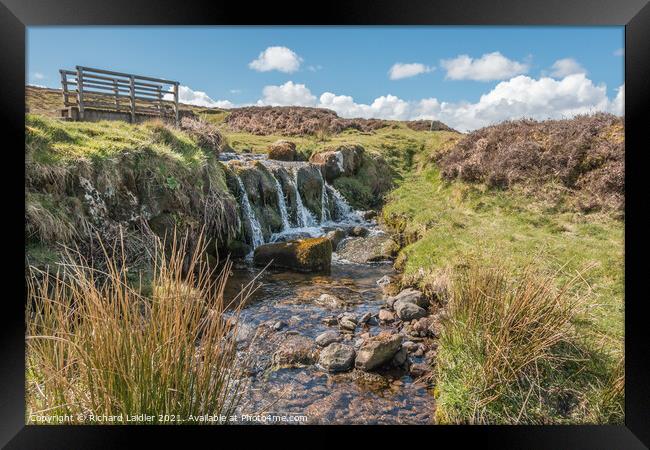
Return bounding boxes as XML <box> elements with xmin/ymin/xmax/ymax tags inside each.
<box><xmin>272</xmin><ymin>335</ymin><xmax>319</xmax><ymax>368</ymax></box>
<box><xmin>316</xmin><ymin>293</ymin><xmax>344</xmax><ymax>309</ymax></box>
<box><xmin>339</xmin><ymin>317</ymin><xmax>357</xmax><ymax>332</ymax></box>
<box><xmin>236</xmin><ymin>323</ymin><xmax>256</xmax><ymax>344</ymax></box>
<box><xmin>391</xmin><ymin>347</ymin><xmax>408</xmax><ymax>367</ymax></box>
<box><xmin>389</xmin><ymin>288</ymin><xmax>428</xmax><ymax>309</ymax></box>
<box><xmin>413</xmin><ymin>317</ymin><xmax>433</xmax><ymax>336</ymax></box>
<box><xmin>267</xmin><ymin>140</ymin><xmax>297</xmax><ymax>161</ymax></box>
<box><xmin>335</xmin><ymin>233</ymin><xmax>399</xmax><ymax>263</ymax></box>
<box><xmin>272</xmin><ymin>320</ymin><xmax>286</xmax><ymax>331</ymax></box>
<box><xmin>325</xmin><ymin>228</ymin><xmax>346</xmax><ymax>251</ymax></box>
<box><xmin>362</xmin><ymin>210</ymin><xmax>377</xmax><ymax>221</ymax></box>
<box><xmin>376</xmin><ymin>275</ymin><xmax>391</xmax><ymax>288</ymax></box>
<box><xmin>349</xmin><ymin>226</ymin><xmax>369</xmax><ymax>237</ymax></box>
<box><xmin>315</xmin><ymin>330</ymin><xmax>341</xmax><ymax>347</ymax></box>
<box><xmin>359</xmin><ymin>312</ymin><xmax>372</xmax><ymax>325</ymax></box>
<box><xmin>318</xmin><ymin>343</ymin><xmax>356</xmax><ymax>372</ymax></box>
<box><xmin>394</xmin><ymin>301</ymin><xmax>427</xmax><ymax>321</ymax></box>
<box><xmin>253</xmin><ymin>237</ymin><xmax>332</xmax><ymax>272</ymax></box>
<box><xmin>409</xmin><ymin>363</ymin><xmax>430</xmax><ymax>378</ymax></box>
<box><xmin>402</xmin><ymin>341</ymin><xmax>418</xmax><ymax>352</ymax></box>
<box><xmin>322</xmin><ymin>316</ymin><xmax>338</xmax><ymax>326</ymax></box>
<box><xmin>354</xmin><ymin>332</ymin><xmax>403</xmax><ymax>371</ymax></box>
<box><xmin>296</xmin><ymin>165</ymin><xmax>325</xmax><ymax>219</ymax></box>
<box><xmin>271</xmin><ymin>231</ymin><xmax>314</xmax><ymax>243</ymax></box>
<box><xmin>378</xmin><ymin>309</ymin><xmax>395</xmax><ymax>323</ymax></box>
<box><xmin>309</xmin><ymin>144</ymin><xmax>364</xmax><ymax>183</ymax></box>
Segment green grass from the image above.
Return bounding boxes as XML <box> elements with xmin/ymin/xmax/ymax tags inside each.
<box><xmin>383</xmin><ymin>165</ymin><xmax>624</xmax><ymax>423</ymax></box>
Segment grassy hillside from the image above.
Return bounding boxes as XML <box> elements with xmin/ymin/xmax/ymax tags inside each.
<box><xmin>383</xmin><ymin>116</ymin><xmax>624</xmax><ymax>424</ymax></box>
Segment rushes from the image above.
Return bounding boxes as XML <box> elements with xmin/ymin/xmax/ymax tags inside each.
<box><xmin>26</xmin><ymin>230</ymin><xmax>247</xmax><ymax>424</ymax></box>
<box><xmin>435</xmin><ymin>260</ymin><xmax>585</xmax><ymax>424</ymax></box>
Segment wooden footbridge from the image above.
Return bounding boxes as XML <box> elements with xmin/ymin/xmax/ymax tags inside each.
<box><xmin>59</xmin><ymin>66</ymin><xmax>181</xmax><ymax>125</ymax></box>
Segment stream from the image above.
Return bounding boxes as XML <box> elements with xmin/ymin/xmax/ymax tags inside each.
<box><xmin>220</xmin><ymin>152</ymin><xmax>436</xmax><ymax>424</ymax></box>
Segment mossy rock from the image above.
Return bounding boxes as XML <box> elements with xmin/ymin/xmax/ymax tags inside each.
<box><xmin>253</xmin><ymin>236</ymin><xmax>332</xmax><ymax>272</ymax></box>
<box><xmin>296</xmin><ymin>165</ymin><xmax>323</xmax><ymax>220</ymax></box>
<box><xmin>267</xmin><ymin>140</ymin><xmax>297</xmax><ymax>161</ymax></box>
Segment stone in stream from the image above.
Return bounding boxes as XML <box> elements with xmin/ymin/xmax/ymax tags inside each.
<box><xmin>335</xmin><ymin>233</ymin><xmax>399</xmax><ymax>263</ymax></box>
<box><xmin>378</xmin><ymin>309</ymin><xmax>395</xmax><ymax>323</ymax></box>
<box><xmin>349</xmin><ymin>226</ymin><xmax>370</xmax><ymax>237</ymax></box>
<box><xmin>322</xmin><ymin>316</ymin><xmax>339</xmax><ymax>326</ymax></box>
<box><xmin>388</xmin><ymin>288</ymin><xmax>429</xmax><ymax>309</ymax></box>
<box><xmin>325</xmin><ymin>228</ymin><xmax>347</xmax><ymax>251</ymax></box>
<box><xmin>316</xmin><ymin>293</ymin><xmax>345</xmax><ymax>309</ymax></box>
<box><xmin>394</xmin><ymin>301</ymin><xmax>427</xmax><ymax>322</ymax></box>
<box><xmin>272</xmin><ymin>320</ymin><xmax>287</xmax><ymax>331</ymax></box>
<box><xmin>391</xmin><ymin>347</ymin><xmax>408</xmax><ymax>368</ymax></box>
<box><xmin>358</xmin><ymin>312</ymin><xmax>372</xmax><ymax>325</ymax></box>
<box><xmin>316</xmin><ymin>331</ymin><xmax>341</xmax><ymax>347</ymax></box>
<box><xmin>318</xmin><ymin>343</ymin><xmax>356</xmax><ymax>372</ymax></box>
<box><xmin>253</xmin><ymin>237</ymin><xmax>332</xmax><ymax>273</ymax></box>
<box><xmin>339</xmin><ymin>317</ymin><xmax>357</xmax><ymax>332</ymax></box>
<box><xmin>271</xmin><ymin>335</ymin><xmax>320</xmax><ymax>368</ymax></box>
<box><xmin>354</xmin><ymin>332</ymin><xmax>403</xmax><ymax>371</ymax></box>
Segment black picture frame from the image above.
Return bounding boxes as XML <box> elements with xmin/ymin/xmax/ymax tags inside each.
<box><xmin>2</xmin><ymin>0</ymin><xmax>648</xmax><ymax>447</ymax></box>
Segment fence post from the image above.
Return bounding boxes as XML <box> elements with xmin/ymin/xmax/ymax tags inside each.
<box><xmin>173</xmin><ymin>82</ymin><xmax>179</xmax><ymax>126</ymax></box>
<box><xmin>113</xmin><ymin>79</ymin><xmax>119</xmax><ymax>109</ymax></box>
<box><xmin>59</xmin><ymin>70</ymin><xmax>68</xmax><ymax>107</ymax></box>
<box><xmin>129</xmin><ymin>75</ymin><xmax>136</xmax><ymax>123</ymax></box>
<box><xmin>76</xmin><ymin>66</ymin><xmax>85</xmax><ymax>120</ymax></box>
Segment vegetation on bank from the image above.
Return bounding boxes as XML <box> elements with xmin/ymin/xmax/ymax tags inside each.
<box><xmin>383</xmin><ymin>116</ymin><xmax>624</xmax><ymax>424</ymax></box>
<box><xmin>26</xmin><ymin>232</ymin><xmax>247</xmax><ymax>424</ymax></box>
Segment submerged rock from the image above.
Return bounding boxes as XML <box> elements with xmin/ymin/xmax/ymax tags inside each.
<box><xmin>271</xmin><ymin>335</ymin><xmax>319</xmax><ymax>368</ymax></box>
<box><xmin>267</xmin><ymin>140</ymin><xmax>297</xmax><ymax>161</ymax></box>
<box><xmin>316</xmin><ymin>293</ymin><xmax>345</xmax><ymax>309</ymax></box>
<box><xmin>318</xmin><ymin>343</ymin><xmax>356</xmax><ymax>372</ymax></box>
<box><xmin>253</xmin><ymin>237</ymin><xmax>332</xmax><ymax>272</ymax></box>
<box><xmin>355</xmin><ymin>332</ymin><xmax>403</xmax><ymax>371</ymax></box>
<box><xmin>325</xmin><ymin>228</ymin><xmax>347</xmax><ymax>251</ymax></box>
<box><xmin>336</xmin><ymin>233</ymin><xmax>399</xmax><ymax>263</ymax></box>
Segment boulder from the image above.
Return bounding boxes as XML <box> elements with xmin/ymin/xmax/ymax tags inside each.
<box><xmin>253</xmin><ymin>237</ymin><xmax>332</xmax><ymax>272</ymax></box>
<box><xmin>267</xmin><ymin>140</ymin><xmax>297</xmax><ymax>161</ymax></box>
<box><xmin>389</xmin><ymin>288</ymin><xmax>428</xmax><ymax>309</ymax></box>
<box><xmin>325</xmin><ymin>228</ymin><xmax>346</xmax><ymax>251</ymax></box>
<box><xmin>271</xmin><ymin>335</ymin><xmax>319</xmax><ymax>368</ymax></box>
<box><xmin>296</xmin><ymin>165</ymin><xmax>325</xmax><ymax>220</ymax></box>
<box><xmin>354</xmin><ymin>332</ymin><xmax>403</xmax><ymax>371</ymax></box>
<box><xmin>378</xmin><ymin>309</ymin><xmax>395</xmax><ymax>323</ymax></box>
<box><xmin>335</xmin><ymin>233</ymin><xmax>399</xmax><ymax>263</ymax></box>
<box><xmin>394</xmin><ymin>301</ymin><xmax>427</xmax><ymax>321</ymax></box>
<box><xmin>309</xmin><ymin>144</ymin><xmax>364</xmax><ymax>183</ymax></box>
<box><xmin>318</xmin><ymin>343</ymin><xmax>356</xmax><ymax>372</ymax></box>
<box><xmin>391</xmin><ymin>347</ymin><xmax>408</xmax><ymax>368</ymax></box>
<box><xmin>349</xmin><ymin>226</ymin><xmax>369</xmax><ymax>237</ymax></box>
<box><xmin>315</xmin><ymin>330</ymin><xmax>341</xmax><ymax>347</ymax></box>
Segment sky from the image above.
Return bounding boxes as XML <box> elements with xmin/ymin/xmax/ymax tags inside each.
<box><xmin>27</xmin><ymin>26</ymin><xmax>624</xmax><ymax>131</ymax></box>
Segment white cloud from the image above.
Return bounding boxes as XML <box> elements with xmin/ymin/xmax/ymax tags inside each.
<box><xmin>549</xmin><ymin>58</ymin><xmax>586</xmax><ymax>78</ymax></box>
<box><xmin>388</xmin><ymin>63</ymin><xmax>433</xmax><ymax>80</ymax></box>
<box><xmin>258</xmin><ymin>81</ymin><xmax>317</xmax><ymax>106</ymax></box>
<box><xmin>614</xmin><ymin>48</ymin><xmax>624</xmax><ymax>56</ymax></box>
<box><xmin>307</xmin><ymin>65</ymin><xmax>323</xmax><ymax>72</ymax></box>
<box><xmin>230</xmin><ymin>89</ymin><xmax>242</xmax><ymax>94</ymax></box>
<box><xmin>610</xmin><ymin>84</ymin><xmax>624</xmax><ymax>115</ymax></box>
<box><xmin>441</xmin><ymin>51</ymin><xmax>529</xmax><ymax>81</ymax></box>
<box><xmin>316</xmin><ymin>73</ymin><xmax>621</xmax><ymax>132</ymax></box>
<box><xmin>33</xmin><ymin>72</ymin><xmax>45</xmax><ymax>80</ymax></box>
<box><xmin>164</xmin><ymin>85</ymin><xmax>234</xmax><ymax>108</ymax></box>
<box><xmin>249</xmin><ymin>46</ymin><xmax>302</xmax><ymax>73</ymax></box>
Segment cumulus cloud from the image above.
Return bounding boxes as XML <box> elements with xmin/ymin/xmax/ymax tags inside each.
<box><xmin>610</xmin><ymin>84</ymin><xmax>624</xmax><ymax>115</ymax></box>
<box><xmin>258</xmin><ymin>81</ymin><xmax>317</xmax><ymax>106</ymax></box>
<box><xmin>316</xmin><ymin>73</ymin><xmax>621</xmax><ymax>132</ymax></box>
<box><xmin>33</xmin><ymin>72</ymin><xmax>45</xmax><ymax>80</ymax></box>
<box><xmin>249</xmin><ymin>46</ymin><xmax>302</xmax><ymax>73</ymax></box>
<box><xmin>388</xmin><ymin>63</ymin><xmax>433</xmax><ymax>80</ymax></box>
<box><xmin>164</xmin><ymin>85</ymin><xmax>234</xmax><ymax>108</ymax></box>
<box><xmin>549</xmin><ymin>58</ymin><xmax>586</xmax><ymax>78</ymax></box>
<box><xmin>441</xmin><ymin>51</ymin><xmax>529</xmax><ymax>81</ymax></box>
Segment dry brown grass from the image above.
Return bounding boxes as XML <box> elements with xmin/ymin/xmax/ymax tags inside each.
<box><xmin>26</xmin><ymin>230</ymin><xmax>249</xmax><ymax>424</ymax></box>
<box><xmin>437</xmin><ymin>113</ymin><xmax>624</xmax><ymax>214</ymax></box>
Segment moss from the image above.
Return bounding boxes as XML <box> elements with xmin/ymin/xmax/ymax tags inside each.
<box><xmin>295</xmin><ymin>237</ymin><xmax>332</xmax><ymax>268</ymax></box>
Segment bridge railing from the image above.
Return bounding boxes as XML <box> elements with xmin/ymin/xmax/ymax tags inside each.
<box><xmin>60</xmin><ymin>66</ymin><xmax>180</xmax><ymax>125</ymax></box>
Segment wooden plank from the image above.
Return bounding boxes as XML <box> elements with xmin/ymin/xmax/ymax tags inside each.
<box><xmin>129</xmin><ymin>75</ymin><xmax>136</xmax><ymax>123</ymax></box>
<box><xmin>77</xmin><ymin>66</ymin><xmax>178</xmax><ymax>85</ymax></box>
<box><xmin>77</xmin><ymin>67</ymin><xmax>85</xmax><ymax>120</ymax></box>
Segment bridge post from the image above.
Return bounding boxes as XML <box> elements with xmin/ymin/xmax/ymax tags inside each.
<box><xmin>76</xmin><ymin>66</ymin><xmax>85</xmax><ymax>120</ymax></box>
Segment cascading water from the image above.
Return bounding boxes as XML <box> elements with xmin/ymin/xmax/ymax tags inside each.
<box><xmin>326</xmin><ymin>182</ymin><xmax>361</xmax><ymax>222</ymax></box>
<box><xmin>318</xmin><ymin>170</ymin><xmax>331</xmax><ymax>224</ymax></box>
<box><xmin>235</xmin><ymin>175</ymin><xmax>265</xmax><ymax>250</ymax></box>
<box><xmin>270</xmin><ymin>171</ymin><xmax>291</xmax><ymax>230</ymax></box>
<box><xmin>292</xmin><ymin>170</ymin><xmax>316</xmax><ymax>227</ymax></box>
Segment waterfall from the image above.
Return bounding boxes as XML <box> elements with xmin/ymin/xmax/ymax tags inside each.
<box><xmin>292</xmin><ymin>170</ymin><xmax>316</xmax><ymax>227</ymax></box>
<box><xmin>271</xmin><ymin>171</ymin><xmax>291</xmax><ymax>230</ymax></box>
<box><xmin>326</xmin><ymin>183</ymin><xmax>360</xmax><ymax>222</ymax></box>
<box><xmin>318</xmin><ymin>170</ymin><xmax>330</xmax><ymax>224</ymax></box>
<box><xmin>235</xmin><ymin>175</ymin><xmax>265</xmax><ymax>250</ymax></box>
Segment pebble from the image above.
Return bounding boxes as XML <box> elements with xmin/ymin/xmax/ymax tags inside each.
<box><xmin>272</xmin><ymin>320</ymin><xmax>286</xmax><ymax>331</ymax></box>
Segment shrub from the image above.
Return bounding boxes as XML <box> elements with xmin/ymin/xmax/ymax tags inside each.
<box><xmin>180</xmin><ymin>116</ymin><xmax>225</xmax><ymax>156</ymax></box>
<box><xmin>26</xmin><ymin>231</ymin><xmax>249</xmax><ymax>424</ymax></box>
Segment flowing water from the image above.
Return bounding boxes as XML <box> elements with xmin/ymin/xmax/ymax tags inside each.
<box><xmin>220</xmin><ymin>153</ymin><xmax>435</xmax><ymax>424</ymax></box>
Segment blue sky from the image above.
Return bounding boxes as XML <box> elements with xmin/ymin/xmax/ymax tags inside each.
<box><xmin>27</xmin><ymin>26</ymin><xmax>624</xmax><ymax>131</ymax></box>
